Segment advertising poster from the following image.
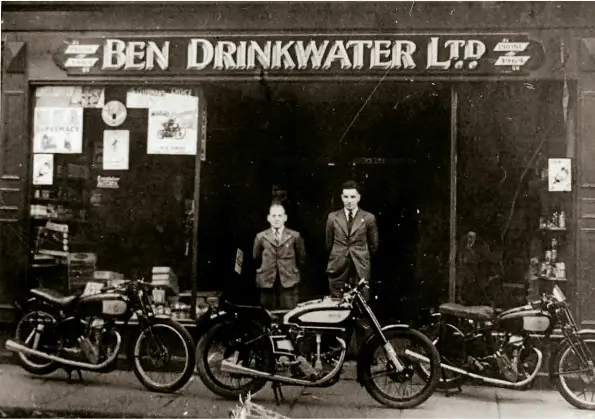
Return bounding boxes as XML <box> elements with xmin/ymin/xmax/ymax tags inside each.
<box><xmin>32</xmin><ymin>154</ymin><xmax>54</xmax><ymax>185</ymax></box>
<box><xmin>548</xmin><ymin>158</ymin><xmax>572</xmax><ymax>192</ymax></box>
<box><xmin>71</xmin><ymin>87</ymin><xmax>105</xmax><ymax>108</ymax></box>
<box><xmin>147</xmin><ymin>105</ymin><xmax>198</xmax><ymax>155</ymax></box>
<box><xmin>126</xmin><ymin>88</ymin><xmax>196</xmax><ymax>109</ymax></box>
<box><xmin>103</xmin><ymin>130</ymin><xmax>130</xmax><ymax>170</ymax></box>
<box><xmin>33</xmin><ymin>106</ymin><xmax>83</xmax><ymax>154</ymax></box>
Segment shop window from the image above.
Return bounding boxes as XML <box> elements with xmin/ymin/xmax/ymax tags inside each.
<box><xmin>29</xmin><ymin>86</ymin><xmax>201</xmax><ymax>319</ymax></box>
<box><xmin>456</xmin><ymin>81</ymin><xmax>573</xmax><ymax>309</ymax></box>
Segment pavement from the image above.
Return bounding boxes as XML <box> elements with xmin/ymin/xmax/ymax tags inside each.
<box><xmin>1</xmin><ymin>364</ymin><xmax>595</xmax><ymax>418</ymax></box>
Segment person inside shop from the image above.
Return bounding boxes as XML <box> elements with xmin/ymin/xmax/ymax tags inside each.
<box><xmin>252</xmin><ymin>201</ymin><xmax>306</xmax><ymax>310</ymax></box>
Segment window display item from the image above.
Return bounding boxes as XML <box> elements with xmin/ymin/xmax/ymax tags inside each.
<box><xmin>559</xmin><ymin>211</ymin><xmax>566</xmax><ymax>228</ymax></box>
<box><xmin>68</xmin><ymin>252</ymin><xmax>97</xmax><ymax>293</ymax></box>
<box><xmin>151</xmin><ymin>266</ymin><xmax>179</xmax><ymax>295</ymax></box>
<box><xmin>37</xmin><ymin>221</ymin><xmax>69</xmax><ymax>257</ymax></box>
<box><xmin>32</xmin><ymin>154</ymin><xmax>54</xmax><ymax>185</ymax></box>
<box><xmin>33</xmin><ymin>106</ymin><xmax>83</xmax><ymax>154</ymax></box>
<box><xmin>102</xmin><ymin>100</ymin><xmax>127</xmax><ymax>127</ymax></box>
<box><xmin>103</xmin><ymin>130</ymin><xmax>130</xmax><ymax>170</ymax></box>
<box><xmin>548</xmin><ymin>158</ymin><xmax>572</xmax><ymax>192</ymax></box>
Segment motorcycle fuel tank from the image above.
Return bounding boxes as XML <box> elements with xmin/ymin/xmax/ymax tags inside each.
<box><xmin>283</xmin><ymin>297</ymin><xmax>351</xmax><ymax>327</ymax></box>
<box><xmin>75</xmin><ymin>293</ymin><xmax>130</xmax><ymax>320</ymax></box>
<box><xmin>497</xmin><ymin>307</ymin><xmax>552</xmax><ymax>334</ymax></box>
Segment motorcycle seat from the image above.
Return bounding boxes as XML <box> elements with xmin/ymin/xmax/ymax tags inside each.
<box><xmin>219</xmin><ymin>300</ymin><xmax>273</xmax><ymax>319</ymax></box>
<box><xmin>30</xmin><ymin>288</ymin><xmax>77</xmax><ymax>307</ymax></box>
<box><xmin>438</xmin><ymin>303</ymin><xmax>495</xmax><ymax>321</ymax></box>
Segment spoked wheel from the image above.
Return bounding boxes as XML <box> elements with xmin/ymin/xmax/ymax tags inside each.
<box><xmin>553</xmin><ymin>337</ymin><xmax>595</xmax><ymax>410</ymax></box>
<box><xmin>132</xmin><ymin>319</ymin><xmax>196</xmax><ymax>393</ymax></box>
<box><xmin>360</xmin><ymin>328</ymin><xmax>441</xmax><ymax>409</ymax></box>
<box><xmin>14</xmin><ymin>311</ymin><xmax>59</xmax><ymax>375</ymax></box>
<box><xmin>196</xmin><ymin>320</ymin><xmax>274</xmax><ymax>400</ymax></box>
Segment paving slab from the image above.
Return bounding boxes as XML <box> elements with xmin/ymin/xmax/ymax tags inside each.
<box><xmin>1</xmin><ymin>364</ymin><xmax>595</xmax><ymax>418</ymax></box>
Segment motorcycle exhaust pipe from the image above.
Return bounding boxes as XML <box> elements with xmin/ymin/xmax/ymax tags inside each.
<box><xmin>221</xmin><ymin>337</ymin><xmax>347</xmax><ymax>387</ymax></box>
<box><xmin>405</xmin><ymin>348</ymin><xmax>544</xmax><ymax>388</ymax></box>
<box><xmin>5</xmin><ymin>332</ymin><xmax>122</xmax><ymax>371</ymax></box>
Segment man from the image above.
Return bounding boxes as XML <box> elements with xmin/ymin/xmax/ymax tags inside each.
<box><xmin>253</xmin><ymin>203</ymin><xmax>306</xmax><ymax>310</ymax></box>
<box><xmin>326</xmin><ymin>180</ymin><xmax>379</xmax><ymax>298</ymax></box>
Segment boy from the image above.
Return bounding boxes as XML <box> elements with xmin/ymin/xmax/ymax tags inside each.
<box><xmin>253</xmin><ymin>202</ymin><xmax>306</xmax><ymax>310</ymax></box>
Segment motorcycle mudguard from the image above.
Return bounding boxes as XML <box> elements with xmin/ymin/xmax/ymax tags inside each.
<box><xmin>548</xmin><ymin>329</ymin><xmax>595</xmax><ymax>380</ymax></box>
<box><xmin>355</xmin><ymin>324</ymin><xmax>412</xmax><ymax>385</ymax></box>
<box><xmin>192</xmin><ymin>307</ymin><xmax>271</xmax><ymax>344</ymax></box>
<box><xmin>192</xmin><ymin>309</ymin><xmax>233</xmax><ymax>343</ymax></box>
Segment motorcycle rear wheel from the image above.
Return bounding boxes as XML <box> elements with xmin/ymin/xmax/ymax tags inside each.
<box><xmin>196</xmin><ymin>320</ymin><xmax>274</xmax><ymax>400</ymax></box>
<box><xmin>360</xmin><ymin>328</ymin><xmax>441</xmax><ymax>409</ymax></box>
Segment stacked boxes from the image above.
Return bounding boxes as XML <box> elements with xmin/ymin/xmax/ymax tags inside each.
<box><xmin>67</xmin><ymin>252</ymin><xmax>97</xmax><ymax>293</ymax></box>
<box><xmin>151</xmin><ymin>266</ymin><xmax>179</xmax><ymax>295</ymax></box>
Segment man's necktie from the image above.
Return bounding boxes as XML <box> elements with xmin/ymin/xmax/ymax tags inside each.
<box><xmin>275</xmin><ymin>228</ymin><xmax>280</xmax><ymax>245</ymax></box>
<box><xmin>347</xmin><ymin>210</ymin><xmax>354</xmax><ymax>231</ymax></box>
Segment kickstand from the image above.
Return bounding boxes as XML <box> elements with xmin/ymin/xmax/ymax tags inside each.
<box><xmin>441</xmin><ymin>368</ymin><xmax>461</xmax><ymax>397</ymax></box>
<box><xmin>64</xmin><ymin>367</ymin><xmax>84</xmax><ymax>383</ymax></box>
<box><xmin>271</xmin><ymin>382</ymin><xmax>285</xmax><ymax>406</ymax></box>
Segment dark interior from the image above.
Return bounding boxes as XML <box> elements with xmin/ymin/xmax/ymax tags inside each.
<box><xmin>200</xmin><ymin>82</ymin><xmax>452</xmax><ymax>315</ymax></box>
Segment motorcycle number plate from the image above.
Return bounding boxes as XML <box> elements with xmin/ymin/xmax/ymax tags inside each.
<box><xmin>102</xmin><ymin>300</ymin><xmax>127</xmax><ymax>315</ymax></box>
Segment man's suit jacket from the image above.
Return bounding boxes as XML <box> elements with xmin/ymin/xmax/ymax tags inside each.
<box><xmin>326</xmin><ymin>209</ymin><xmax>379</xmax><ymax>281</ymax></box>
<box><xmin>253</xmin><ymin>227</ymin><xmax>306</xmax><ymax>289</ymax></box>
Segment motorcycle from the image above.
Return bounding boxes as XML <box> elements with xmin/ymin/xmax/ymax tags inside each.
<box><xmin>420</xmin><ymin>284</ymin><xmax>595</xmax><ymax>410</ymax></box>
<box><xmin>5</xmin><ymin>278</ymin><xmax>196</xmax><ymax>393</ymax></box>
<box><xmin>157</xmin><ymin>119</ymin><xmax>186</xmax><ymax>140</ymax></box>
<box><xmin>195</xmin><ymin>279</ymin><xmax>442</xmax><ymax>409</ymax></box>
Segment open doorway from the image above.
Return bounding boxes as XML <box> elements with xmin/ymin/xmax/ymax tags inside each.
<box><xmin>199</xmin><ymin>81</ymin><xmax>451</xmax><ymax>317</ymax></box>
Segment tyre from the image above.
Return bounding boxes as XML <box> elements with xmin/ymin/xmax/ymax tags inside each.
<box><xmin>13</xmin><ymin>310</ymin><xmax>59</xmax><ymax>376</ymax></box>
<box><xmin>196</xmin><ymin>320</ymin><xmax>274</xmax><ymax>400</ymax></box>
<box><xmin>132</xmin><ymin>319</ymin><xmax>196</xmax><ymax>393</ymax></box>
<box><xmin>359</xmin><ymin>327</ymin><xmax>441</xmax><ymax>409</ymax></box>
<box><xmin>552</xmin><ymin>336</ymin><xmax>595</xmax><ymax>410</ymax></box>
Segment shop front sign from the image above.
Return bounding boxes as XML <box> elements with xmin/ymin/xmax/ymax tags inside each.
<box><xmin>54</xmin><ymin>34</ymin><xmax>544</xmax><ymax>76</ymax></box>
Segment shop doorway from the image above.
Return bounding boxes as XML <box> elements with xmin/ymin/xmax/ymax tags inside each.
<box><xmin>201</xmin><ymin>82</ymin><xmax>451</xmax><ymax>316</ymax></box>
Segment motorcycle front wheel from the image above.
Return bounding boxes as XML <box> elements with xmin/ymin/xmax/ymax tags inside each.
<box><xmin>196</xmin><ymin>320</ymin><xmax>274</xmax><ymax>400</ymax></box>
<box><xmin>552</xmin><ymin>336</ymin><xmax>595</xmax><ymax>410</ymax></box>
<box><xmin>359</xmin><ymin>328</ymin><xmax>441</xmax><ymax>409</ymax></box>
<box><xmin>132</xmin><ymin>319</ymin><xmax>196</xmax><ymax>393</ymax></box>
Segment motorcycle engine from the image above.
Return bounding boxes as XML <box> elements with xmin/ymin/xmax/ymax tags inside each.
<box><xmin>286</xmin><ymin>328</ymin><xmax>344</xmax><ymax>380</ymax></box>
<box><xmin>77</xmin><ymin>318</ymin><xmax>117</xmax><ymax>365</ymax></box>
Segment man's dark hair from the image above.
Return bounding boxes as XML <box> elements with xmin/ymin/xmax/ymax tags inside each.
<box><xmin>269</xmin><ymin>199</ymin><xmax>286</xmax><ymax>213</ymax></box>
<box><xmin>340</xmin><ymin>180</ymin><xmax>360</xmax><ymax>194</ymax></box>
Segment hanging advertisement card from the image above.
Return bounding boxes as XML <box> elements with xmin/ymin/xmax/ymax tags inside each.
<box><xmin>33</xmin><ymin>107</ymin><xmax>83</xmax><ymax>154</ymax></box>
<box><xmin>103</xmin><ymin>130</ymin><xmax>130</xmax><ymax>170</ymax></box>
<box><xmin>32</xmin><ymin>154</ymin><xmax>54</xmax><ymax>185</ymax></box>
<box><xmin>36</xmin><ymin>86</ymin><xmax>76</xmax><ymax>98</ymax></box>
<box><xmin>147</xmin><ymin>105</ymin><xmax>198</xmax><ymax>155</ymax></box>
<box><xmin>234</xmin><ymin>248</ymin><xmax>243</xmax><ymax>275</ymax></box>
<box><xmin>200</xmin><ymin>105</ymin><xmax>207</xmax><ymax>162</ymax></box>
<box><xmin>71</xmin><ymin>87</ymin><xmax>105</xmax><ymax>108</ymax></box>
<box><xmin>548</xmin><ymin>158</ymin><xmax>572</xmax><ymax>192</ymax></box>
<box><xmin>97</xmin><ymin>175</ymin><xmax>120</xmax><ymax>189</ymax></box>
<box><xmin>126</xmin><ymin>88</ymin><xmax>195</xmax><ymax>108</ymax></box>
